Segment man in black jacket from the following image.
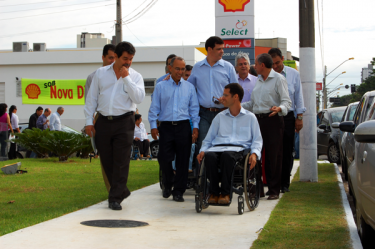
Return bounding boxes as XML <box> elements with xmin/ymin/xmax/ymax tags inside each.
<box><xmin>26</xmin><ymin>106</ymin><xmax>43</xmax><ymax>158</ymax></box>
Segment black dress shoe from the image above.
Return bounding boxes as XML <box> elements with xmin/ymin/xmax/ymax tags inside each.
<box><xmin>265</xmin><ymin>191</ymin><xmax>270</xmax><ymax>196</ymax></box>
<box><xmin>280</xmin><ymin>187</ymin><xmax>290</xmax><ymax>193</ymax></box>
<box><xmin>108</xmin><ymin>202</ymin><xmax>122</xmax><ymax>210</ymax></box>
<box><xmin>162</xmin><ymin>188</ymin><xmax>172</xmax><ymax>198</ymax></box>
<box><xmin>173</xmin><ymin>195</ymin><xmax>184</xmax><ymax>202</ymax></box>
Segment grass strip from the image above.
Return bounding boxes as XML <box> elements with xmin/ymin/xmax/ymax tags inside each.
<box><xmin>0</xmin><ymin>158</ymin><xmax>159</xmax><ymax>236</ymax></box>
<box><xmin>251</xmin><ymin>163</ymin><xmax>351</xmax><ymax>249</ymax></box>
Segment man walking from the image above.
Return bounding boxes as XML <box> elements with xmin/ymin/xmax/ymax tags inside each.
<box><xmin>85</xmin><ymin>41</ymin><xmax>145</xmax><ymax>211</ymax></box>
<box><xmin>149</xmin><ymin>56</ymin><xmax>199</xmax><ymax>202</ymax></box>
<box><xmin>268</xmin><ymin>48</ymin><xmax>305</xmax><ymax>193</ymax></box>
<box><xmin>188</xmin><ymin>36</ymin><xmax>238</xmax><ymax>151</ymax></box>
<box><xmin>242</xmin><ymin>53</ymin><xmax>291</xmax><ymax>200</ymax></box>
<box><xmin>28</xmin><ymin>106</ymin><xmax>43</xmax><ymax>129</ymax></box>
<box><xmin>235</xmin><ymin>52</ymin><xmax>258</xmax><ymax>103</ymax></box>
<box><xmin>49</xmin><ymin>107</ymin><xmax>64</xmax><ymax>131</ymax></box>
<box><xmin>36</xmin><ymin>108</ymin><xmax>51</xmax><ymax>130</ymax></box>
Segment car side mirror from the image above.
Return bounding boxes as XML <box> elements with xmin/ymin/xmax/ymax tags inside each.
<box><xmin>332</xmin><ymin>122</ymin><xmax>340</xmax><ymax>129</ymax></box>
<box><xmin>339</xmin><ymin>121</ymin><xmax>355</xmax><ymax>133</ymax></box>
<box><xmin>354</xmin><ymin>120</ymin><xmax>375</xmax><ymax>143</ymax></box>
<box><xmin>318</xmin><ymin>124</ymin><xmax>326</xmax><ymax>130</ymax></box>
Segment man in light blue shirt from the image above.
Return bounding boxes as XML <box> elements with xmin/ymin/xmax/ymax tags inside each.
<box><xmin>149</xmin><ymin>56</ymin><xmax>200</xmax><ymax>202</ymax></box>
<box><xmin>188</xmin><ymin>36</ymin><xmax>238</xmax><ymax>152</ymax></box>
<box><xmin>269</xmin><ymin>48</ymin><xmax>306</xmax><ymax>193</ymax></box>
<box><xmin>49</xmin><ymin>107</ymin><xmax>64</xmax><ymax>131</ymax></box>
<box><xmin>197</xmin><ymin>83</ymin><xmax>262</xmax><ymax>205</ymax></box>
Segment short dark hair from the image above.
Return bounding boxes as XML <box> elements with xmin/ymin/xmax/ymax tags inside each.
<box><xmin>249</xmin><ymin>66</ymin><xmax>258</xmax><ymax>77</ymax></box>
<box><xmin>103</xmin><ymin>44</ymin><xmax>116</xmax><ymax>57</ymax></box>
<box><xmin>36</xmin><ymin>106</ymin><xmax>43</xmax><ymax>112</ymax></box>
<box><xmin>268</xmin><ymin>48</ymin><xmax>283</xmax><ymax>59</ymax></box>
<box><xmin>224</xmin><ymin>83</ymin><xmax>244</xmax><ymax>102</ymax></box>
<box><xmin>205</xmin><ymin>36</ymin><xmax>224</xmax><ymax>51</ymax></box>
<box><xmin>115</xmin><ymin>41</ymin><xmax>136</xmax><ymax>57</ymax></box>
<box><xmin>185</xmin><ymin>65</ymin><xmax>193</xmax><ymax>71</ymax></box>
<box><xmin>256</xmin><ymin>53</ymin><xmax>273</xmax><ymax>69</ymax></box>
<box><xmin>135</xmin><ymin>114</ymin><xmax>142</xmax><ymax>121</ymax></box>
<box><xmin>44</xmin><ymin>108</ymin><xmax>49</xmax><ymax>113</ymax></box>
<box><xmin>166</xmin><ymin>54</ymin><xmax>177</xmax><ymax>66</ymax></box>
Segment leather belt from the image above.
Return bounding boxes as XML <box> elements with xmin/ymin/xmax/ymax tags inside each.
<box><xmin>99</xmin><ymin>111</ymin><xmax>134</xmax><ymax>120</ymax></box>
<box><xmin>255</xmin><ymin>112</ymin><xmax>272</xmax><ymax>119</ymax></box>
<box><xmin>200</xmin><ymin>105</ymin><xmax>227</xmax><ymax>112</ymax></box>
<box><xmin>161</xmin><ymin>120</ymin><xmax>190</xmax><ymax>125</ymax></box>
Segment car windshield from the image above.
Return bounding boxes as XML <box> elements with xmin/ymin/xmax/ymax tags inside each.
<box><xmin>348</xmin><ymin>104</ymin><xmax>358</xmax><ymax>121</ymax></box>
<box><xmin>331</xmin><ymin>109</ymin><xmax>345</xmax><ymax>123</ymax></box>
<box><xmin>61</xmin><ymin>125</ymin><xmax>79</xmax><ymax>134</ymax></box>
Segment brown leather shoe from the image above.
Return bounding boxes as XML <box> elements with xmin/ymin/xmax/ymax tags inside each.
<box><xmin>218</xmin><ymin>194</ymin><xmax>230</xmax><ymax>204</ymax></box>
<box><xmin>267</xmin><ymin>195</ymin><xmax>279</xmax><ymax>200</ymax></box>
<box><xmin>208</xmin><ymin>194</ymin><xmax>219</xmax><ymax>204</ymax></box>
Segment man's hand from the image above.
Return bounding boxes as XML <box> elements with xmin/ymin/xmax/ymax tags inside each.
<box><xmin>120</xmin><ymin>66</ymin><xmax>129</xmax><ymax>78</ymax></box>
<box><xmin>269</xmin><ymin>106</ymin><xmax>282</xmax><ymax>117</ymax></box>
<box><xmin>192</xmin><ymin>128</ymin><xmax>199</xmax><ymax>143</ymax></box>
<box><xmin>85</xmin><ymin>125</ymin><xmax>96</xmax><ymax>137</ymax></box>
<box><xmin>197</xmin><ymin>151</ymin><xmax>205</xmax><ymax>164</ymax></box>
<box><xmin>151</xmin><ymin>128</ymin><xmax>159</xmax><ymax>140</ymax></box>
<box><xmin>134</xmin><ymin>137</ymin><xmax>140</xmax><ymax>141</ymax></box>
<box><xmin>249</xmin><ymin>153</ymin><xmax>257</xmax><ymax>170</ymax></box>
<box><xmin>163</xmin><ymin>74</ymin><xmax>170</xmax><ymax>81</ymax></box>
<box><xmin>44</xmin><ymin>120</ymin><xmax>49</xmax><ymax>125</ymax></box>
<box><xmin>295</xmin><ymin>117</ymin><xmax>303</xmax><ymax>133</ymax></box>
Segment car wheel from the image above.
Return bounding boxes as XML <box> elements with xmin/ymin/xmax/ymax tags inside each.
<box><xmin>150</xmin><ymin>141</ymin><xmax>159</xmax><ymax>158</ymax></box>
<box><xmin>327</xmin><ymin>143</ymin><xmax>340</xmax><ymax>164</ymax></box>
<box><xmin>357</xmin><ymin>206</ymin><xmax>375</xmax><ymax>248</ymax></box>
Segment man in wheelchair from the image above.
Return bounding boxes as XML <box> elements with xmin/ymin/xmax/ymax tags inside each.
<box><xmin>197</xmin><ymin>83</ymin><xmax>262</xmax><ymax>205</ymax></box>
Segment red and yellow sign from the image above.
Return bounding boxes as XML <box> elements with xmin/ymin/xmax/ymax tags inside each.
<box><xmin>219</xmin><ymin>0</ymin><xmax>250</xmax><ymax>12</ymax></box>
<box><xmin>22</xmin><ymin>78</ymin><xmax>86</xmax><ymax>105</ymax></box>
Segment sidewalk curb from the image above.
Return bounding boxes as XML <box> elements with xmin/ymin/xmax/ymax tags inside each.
<box><xmin>333</xmin><ymin>163</ymin><xmax>363</xmax><ymax>249</ymax></box>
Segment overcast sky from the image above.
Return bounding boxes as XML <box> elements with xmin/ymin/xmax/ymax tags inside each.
<box><xmin>1</xmin><ymin>0</ymin><xmax>374</xmax><ymax>97</ymax></box>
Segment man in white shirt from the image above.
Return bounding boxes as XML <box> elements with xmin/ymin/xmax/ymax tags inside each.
<box><xmin>134</xmin><ymin>114</ymin><xmax>150</xmax><ymax>158</ymax></box>
<box><xmin>49</xmin><ymin>107</ymin><xmax>64</xmax><ymax>131</ymax></box>
<box><xmin>85</xmin><ymin>41</ymin><xmax>145</xmax><ymax>211</ymax></box>
<box><xmin>235</xmin><ymin>52</ymin><xmax>258</xmax><ymax>103</ymax></box>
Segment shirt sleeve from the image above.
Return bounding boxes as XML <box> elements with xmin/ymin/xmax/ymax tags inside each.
<box><xmin>12</xmin><ymin>115</ymin><xmax>19</xmax><ymax>129</ymax></box>
<box><xmin>187</xmin><ymin>67</ymin><xmax>197</xmax><ymax>88</ymax></box>
<box><xmin>276</xmin><ymin>77</ymin><xmax>292</xmax><ymax>116</ymax></box>
<box><xmin>249</xmin><ymin>115</ymin><xmax>263</xmax><ymax>159</ymax></box>
<box><xmin>242</xmin><ymin>100</ymin><xmax>253</xmax><ymax>112</ymax></box>
<box><xmin>84</xmin><ymin>71</ymin><xmax>100</xmax><ymax>126</ymax></box>
<box><xmin>293</xmin><ymin>71</ymin><xmax>306</xmax><ymax>114</ymax></box>
<box><xmin>189</xmin><ymin>85</ymin><xmax>200</xmax><ymax>129</ymax></box>
<box><xmin>200</xmin><ymin>115</ymin><xmax>220</xmax><ymax>152</ymax></box>
<box><xmin>229</xmin><ymin>65</ymin><xmax>239</xmax><ymax>83</ymax></box>
<box><xmin>148</xmin><ymin>83</ymin><xmax>162</xmax><ymax>130</ymax></box>
<box><xmin>36</xmin><ymin>116</ymin><xmax>43</xmax><ymax>129</ymax></box>
<box><xmin>123</xmin><ymin>72</ymin><xmax>145</xmax><ymax>105</ymax></box>
<box><xmin>49</xmin><ymin>114</ymin><xmax>55</xmax><ymax>131</ymax></box>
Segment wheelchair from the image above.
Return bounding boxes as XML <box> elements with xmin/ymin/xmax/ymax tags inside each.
<box><xmin>195</xmin><ymin>145</ymin><xmax>261</xmax><ymax>215</ymax></box>
<box><xmin>130</xmin><ymin>141</ymin><xmax>151</xmax><ymax>160</ymax></box>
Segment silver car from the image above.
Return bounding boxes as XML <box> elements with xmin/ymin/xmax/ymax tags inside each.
<box><xmin>339</xmin><ymin>91</ymin><xmax>375</xmax><ymax>247</ymax></box>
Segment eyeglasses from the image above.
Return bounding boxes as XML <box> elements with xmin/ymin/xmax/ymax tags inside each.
<box><xmin>212</xmin><ymin>96</ymin><xmax>220</xmax><ymax>105</ymax></box>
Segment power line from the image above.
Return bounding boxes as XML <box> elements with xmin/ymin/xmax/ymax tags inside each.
<box><xmin>0</xmin><ymin>3</ymin><xmax>114</xmax><ymax>21</ymax></box>
<box><xmin>124</xmin><ymin>22</ymin><xmax>145</xmax><ymax>45</ymax></box>
<box><xmin>123</xmin><ymin>0</ymin><xmax>158</xmax><ymax>25</ymax></box>
<box><xmin>0</xmin><ymin>0</ymin><xmax>70</xmax><ymax>7</ymax></box>
<box><xmin>122</xmin><ymin>0</ymin><xmax>149</xmax><ymax>19</ymax></box>
<box><xmin>0</xmin><ymin>20</ymin><xmax>114</xmax><ymax>38</ymax></box>
<box><xmin>0</xmin><ymin>0</ymin><xmax>111</xmax><ymax>14</ymax></box>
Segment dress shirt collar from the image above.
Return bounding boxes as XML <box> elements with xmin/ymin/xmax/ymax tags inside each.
<box><xmin>55</xmin><ymin>112</ymin><xmax>60</xmax><ymax>117</ymax></box>
<box><xmin>168</xmin><ymin>77</ymin><xmax>184</xmax><ymax>86</ymax></box>
<box><xmin>201</xmin><ymin>57</ymin><xmax>224</xmax><ymax>68</ymax></box>
<box><xmin>237</xmin><ymin>73</ymin><xmax>253</xmax><ymax>82</ymax></box>
<box><xmin>259</xmin><ymin>69</ymin><xmax>277</xmax><ymax>82</ymax></box>
<box><xmin>223</xmin><ymin>107</ymin><xmax>247</xmax><ymax>118</ymax></box>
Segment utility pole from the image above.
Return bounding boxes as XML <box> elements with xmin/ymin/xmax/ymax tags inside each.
<box><xmin>115</xmin><ymin>0</ymin><xmax>122</xmax><ymax>45</ymax></box>
<box><xmin>323</xmin><ymin>65</ymin><xmax>327</xmax><ymax>109</ymax></box>
<box><xmin>299</xmin><ymin>0</ymin><xmax>318</xmax><ymax>182</ymax></box>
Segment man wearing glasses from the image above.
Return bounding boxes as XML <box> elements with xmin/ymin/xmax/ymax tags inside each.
<box><xmin>235</xmin><ymin>52</ymin><xmax>258</xmax><ymax>103</ymax></box>
<box><xmin>149</xmin><ymin>56</ymin><xmax>200</xmax><ymax>202</ymax></box>
<box><xmin>188</xmin><ymin>36</ymin><xmax>238</xmax><ymax>152</ymax></box>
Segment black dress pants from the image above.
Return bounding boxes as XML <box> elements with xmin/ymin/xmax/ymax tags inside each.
<box><xmin>158</xmin><ymin>121</ymin><xmax>191</xmax><ymax>196</ymax></box>
<box><xmin>257</xmin><ymin>115</ymin><xmax>284</xmax><ymax>196</ymax></box>
<box><xmin>133</xmin><ymin>139</ymin><xmax>150</xmax><ymax>157</ymax></box>
<box><xmin>281</xmin><ymin>112</ymin><xmax>296</xmax><ymax>189</ymax></box>
<box><xmin>205</xmin><ymin>151</ymin><xmax>243</xmax><ymax>196</ymax></box>
<box><xmin>95</xmin><ymin>114</ymin><xmax>134</xmax><ymax>203</ymax></box>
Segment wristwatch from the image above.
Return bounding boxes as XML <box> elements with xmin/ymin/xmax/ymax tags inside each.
<box><xmin>297</xmin><ymin>115</ymin><xmax>303</xmax><ymax>120</ymax></box>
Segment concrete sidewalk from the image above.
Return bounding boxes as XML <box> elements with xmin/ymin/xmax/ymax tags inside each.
<box><xmin>0</xmin><ymin>162</ymin><xmax>300</xmax><ymax>249</ymax></box>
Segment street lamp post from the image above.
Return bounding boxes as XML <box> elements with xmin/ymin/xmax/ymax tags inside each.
<box><xmin>323</xmin><ymin>58</ymin><xmax>354</xmax><ymax>109</ymax></box>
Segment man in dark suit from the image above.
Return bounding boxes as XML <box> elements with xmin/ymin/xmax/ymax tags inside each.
<box><xmin>28</xmin><ymin>106</ymin><xmax>43</xmax><ymax>129</ymax></box>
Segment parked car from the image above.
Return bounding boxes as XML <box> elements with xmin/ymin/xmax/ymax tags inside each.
<box><xmin>332</xmin><ymin>102</ymin><xmax>359</xmax><ymax>180</ymax></box>
<box><xmin>339</xmin><ymin>91</ymin><xmax>375</xmax><ymax>247</ymax></box>
<box><xmin>148</xmin><ymin>134</ymin><xmax>159</xmax><ymax>158</ymax></box>
<box><xmin>316</xmin><ymin>106</ymin><xmax>346</xmax><ymax>163</ymax></box>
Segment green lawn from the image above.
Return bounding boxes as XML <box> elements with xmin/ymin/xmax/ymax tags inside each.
<box><xmin>251</xmin><ymin>163</ymin><xmax>351</xmax><ymax>249</ymax></box>
<box><xmin>0</xmin><ymin>158</ymin><xmax>159</xmax><ymax>236</ymax></box>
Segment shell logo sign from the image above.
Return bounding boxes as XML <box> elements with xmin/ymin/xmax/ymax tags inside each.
<box><xmin>218</xmin><ymin>0</ymin><xmax>250</xmax><ymax>12</ymax></box>
<box><xmin>25</xmin><ymin>84</ymin><xmax>41</xmax><ymax>99</ymax></box>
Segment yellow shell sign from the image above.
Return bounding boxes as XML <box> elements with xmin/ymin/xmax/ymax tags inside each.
<box><xmin>22</xmin><ymin>78</ymin><xmax>86</xmax><ymax>105</ymax></box>
<box><xmin>219</xmin><ymin>0</ymin><xmax>250</xmax><ymax>12</ymax></box>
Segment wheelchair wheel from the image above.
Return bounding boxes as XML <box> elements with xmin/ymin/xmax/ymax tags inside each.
<box><xmin>243</xmin><ymin>154</ymin><xmax>260</xmax><ymax>211</ymax></box>
<box><xmin>238</xmin><ymin>196</ymin><xmax>244</xmax><ymax>215</ymax></box>
<box><xmin>195</xmin><ymin>159</ymin><xmax>209</xmax><ymax>212</ymax></box>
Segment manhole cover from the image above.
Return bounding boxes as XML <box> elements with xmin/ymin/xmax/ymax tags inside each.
<box><xmin>80</xmin><ymin>220</ymin><xmax>149</xmax><ymax>228</ymax></box>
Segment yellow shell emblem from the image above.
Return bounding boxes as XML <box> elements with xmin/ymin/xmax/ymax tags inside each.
<box><xmin>25</xmin><ymin>84</ymin><xmax>41</xmax><ymax>99</ymax></box>
<box><xmin>219</xmin><ymin>0</ymin><xmax>250</xmax><ymax>12</ymax></box>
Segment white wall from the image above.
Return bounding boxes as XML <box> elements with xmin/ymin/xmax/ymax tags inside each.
<box><xmin>0</xmin><ymin>45</ymin><xmax>205</xmax><ymax>132</ymax></box>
